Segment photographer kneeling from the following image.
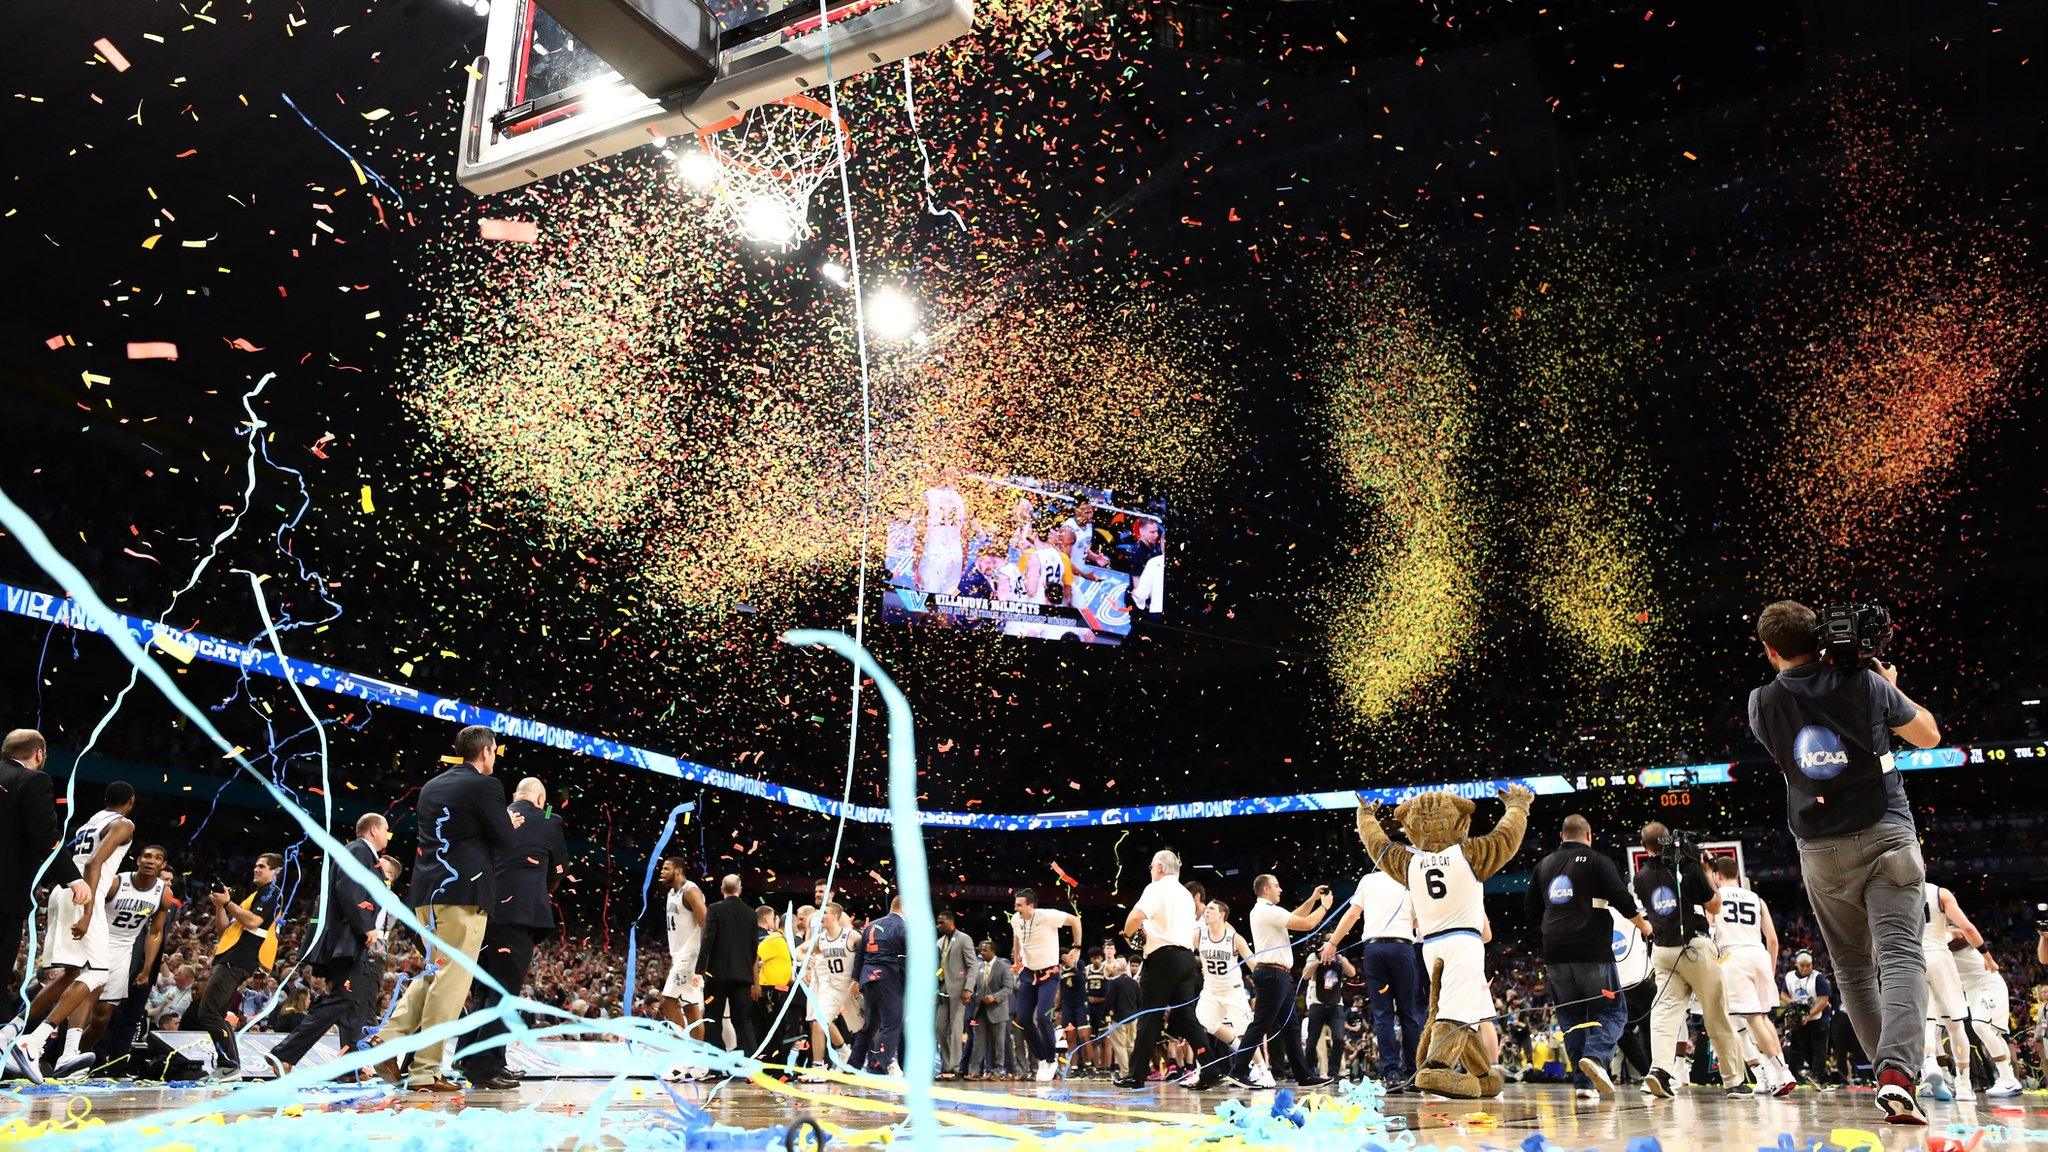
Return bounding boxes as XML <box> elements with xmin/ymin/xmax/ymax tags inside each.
<box><xmin>1632</xmin><ymin>824</ymin><xmax>1747</xmax><ymax>1099</ymax></box>
<box><xmin>1747</xmin><ymin>600</ymin><xmax>1942</xmax><ymax>1126</ymax></box>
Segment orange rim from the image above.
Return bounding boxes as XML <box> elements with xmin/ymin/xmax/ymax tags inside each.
<box><xmin>695</xmin><ymin>94</ymin><xmax>850</xmax><ymax>179</ymax></box>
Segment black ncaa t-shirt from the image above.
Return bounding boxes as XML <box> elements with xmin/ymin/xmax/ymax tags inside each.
<box><xmin>1748</xmin><ymin>661</ymin><xmax>1918</xmax><ymax>840</ymax></box>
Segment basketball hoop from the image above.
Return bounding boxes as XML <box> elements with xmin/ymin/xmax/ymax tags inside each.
<box><xmin>689</xmin><ymin>95</ymin><xmax>849</xmax><ymax>248</ymax></box>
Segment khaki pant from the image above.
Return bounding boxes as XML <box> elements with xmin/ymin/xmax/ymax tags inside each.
<box><xmin>380</xmin><ymin>903</ymin><xmax>488</xmax><ymax>1084</ymax></box>
<box><xmin>1107</xmin><ymin>1017</ymin><xmax>1135</xmax><ymax>1078</ymax></box>
<box><xmin>1650</xmin><ymin>936</ymin><xmax>1747</xmax><ymax>1085</ymax></box>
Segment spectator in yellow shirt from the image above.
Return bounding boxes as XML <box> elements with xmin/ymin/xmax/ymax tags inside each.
<box><xmin>754</xmin><ymin>906</ymin><xmax>796</xmax><ymax>1070</ymax></box>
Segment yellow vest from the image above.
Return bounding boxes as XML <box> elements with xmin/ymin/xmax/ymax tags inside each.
<box><xmin>213</xmin><ymin>891</ymin><xmax>280</xmax><ymax>971</ymax></box>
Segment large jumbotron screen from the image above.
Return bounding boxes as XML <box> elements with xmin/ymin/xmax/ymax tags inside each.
<box><xmin>879</xmin><ymin>474</ymin><xmax>1164</xmax><ymax>645</ymax></box>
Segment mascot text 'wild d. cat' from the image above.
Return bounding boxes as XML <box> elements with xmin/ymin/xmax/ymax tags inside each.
<box><xmin>1355</xmin><ymin>784</ymin><xmax>1533</xmax><ymax>1099</ymax></box>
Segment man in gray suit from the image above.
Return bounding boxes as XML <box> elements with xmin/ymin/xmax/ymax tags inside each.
<box><xmin>935</xmin><ymin>911</ymin><xmax>979</xmax><ymax>1079</ymax></box>
<box><xmin>966</xmin><ymin>939</ymin><xmax>1015</xmax><ymax>1080</ymax></box>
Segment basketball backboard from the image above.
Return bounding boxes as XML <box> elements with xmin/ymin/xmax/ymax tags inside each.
<box><xmin>458</xmin><ymin>0</ymin><xmax>973</xmax><ymax>195</ymax></box>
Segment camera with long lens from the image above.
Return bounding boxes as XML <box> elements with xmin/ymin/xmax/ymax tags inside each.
<box><xmin>1817</xmin><ymin>603</ymin><xmax>1893</xmax><ymax>668</ymax></box>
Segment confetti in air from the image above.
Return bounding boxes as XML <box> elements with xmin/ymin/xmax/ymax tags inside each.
<box><xmin>1314</xmin><ymin>266</ymin><xmax>1481</xmax><ymax>724</ymax></box>
<box><xmin>1491</xmin><ymin>230</ymin><xmax>1662</xmax><ymax>669</ymax></box>
<box><xmin>1741</xmin><ymin>94</ymin><xmax>2045</xmax><ymax>563</ymax></box>
<box><xmin>401</xmin><ymin>155</ymin><xmax>1231</xmax><ymax>620</ymax></box>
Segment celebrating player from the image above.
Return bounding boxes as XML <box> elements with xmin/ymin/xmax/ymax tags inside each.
<box><xmin>656</xmin><ymin>859</ymin><xmax>707</xmax><ymax>1049</ymax></box>
<box><xmin>1709</xmin><ymin>857</ymin><xmax>1795</xmax><ymax>1096</ymax></box>
<box><xmin>2</xmin><ymin>782</ymin><xmax>138</xmax><ymax>1084</ymax></box>
<box><xmin>1944</xmin><ymin>932</ymin><xmax>2024</xmax><ymax>1097</ymax></box>
<box><xmin>1919</xmin><ymin>881</ymin><xmax>1982</xmax><ymax>1101</ymax></box>
<box><xmin>918</xmin><ymin>467</ymin><xmax>967</xmax><ymax>595</ymax></box>
<box><xmin>802</xmin><ymin>903</ymin><xmax>862</xmax><ymax>1077</ymax></box>
<box><xmin>1191</xmin><ymin>900</ymin><xmax>1254</xmax><ymax>1088</ymax></box>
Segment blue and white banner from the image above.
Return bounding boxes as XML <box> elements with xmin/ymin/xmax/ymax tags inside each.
<box><xmin>0</xmin><ymin>581</ymin><xmax>1991</xmax><ymax>831</ymax></box>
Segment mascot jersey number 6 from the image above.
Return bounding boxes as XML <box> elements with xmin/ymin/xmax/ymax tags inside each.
<box><xmin>1355</xmin><ymin>784</ymin><xmax>1533</xmax><ymax>1098</ymax></box>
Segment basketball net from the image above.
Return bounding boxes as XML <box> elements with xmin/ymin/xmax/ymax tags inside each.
<box><xmin>692</xmin><ymin>95</ymin><xmax>848</xmax><ymax>248</ymax></box>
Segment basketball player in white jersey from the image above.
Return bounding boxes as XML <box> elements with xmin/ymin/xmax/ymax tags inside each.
<box><xmin>991</xmin><ymin>555</ymin><xmax>1022</xmax><ymax>602</ymax></box>
<box><xmin>656</xmin><ymin>858</ymin><xmax>707</xmax><ymax>1046</ymax></box>
<box><xmin>1191</xmin><ymin>900</ymin><xmax>1253</xmax><ymax>1086</ymax></box>
<box><xmin>54</xmin><ymin>845</ymin><xmax>172</xmax><ymax>1078</ymax></box>
<box><xmin>918</xmin><ymin>468</ymin><xmax>967</xmax><ymax>594</ymax></box>
<box><xmin>1944</xmin><ymin>936</ymin><xmax>2023</xmax><ymax>1097</ymax></box>
<box><xmin>1044</xmin><ymin>529</ymin><xmax>1080</xmax><ymax>606</ymax></box>
<box><xmin>1919</xmin><ymin>881</ymin><xmax>1981</xmax><ymax>1101</ymax></box>
<box><xmin>2</xmin><ymin>782</ymin><xmax>137</xmax><ymax>1084</ymax></box>
<box><xmin>1709</xmin><ymin>857</ymin><xmax>1795</xmax><ymax>1096</ymax></box>
<box><xmin>1021</xmin><ymin>533</ymin><xmax>1071</xmax><ymax>607</ymax></box>
<box><xmin>801</xmin><ymin>903</ymin><xmax>862</xmax><ymax>1077</ymax></box>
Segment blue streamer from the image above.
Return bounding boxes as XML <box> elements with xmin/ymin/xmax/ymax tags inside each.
<box><xmin>230</xmin><ymin>567</ymin><xmax>333</xmax><ymax>1038</ymax></box>
<box><xmin>279</xmin><ymin>91</ymin><xmax>406</xmax><ymax>207</ymax></box>
<box><xmin>0</xmin><ymin>485</ymin><xmax>758</xmax><ymax>1129</ymax></box>
<box><xmin>784</xmin><ymin>629</ymin><xmax>936</xmax><ymax>1151</ymax></box>
<box><xmin>623</xmin><ymin>802</ymin><xmax>694</xmax><ymax>1022</ymax></box>
<box><xmin>12</xmin><ymin>374</ymin><xmax>276</xmax><ymax>1021</ymax></box>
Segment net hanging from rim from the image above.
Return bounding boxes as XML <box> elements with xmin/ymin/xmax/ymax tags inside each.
<box><xmin>691</xmin><ymin>95</ymin><xmax>850</xmax><ymax>249</ymax></box>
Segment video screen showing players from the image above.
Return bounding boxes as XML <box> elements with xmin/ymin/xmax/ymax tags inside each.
<box><xmin>879</xmin><ymin>471</ymin><xmax>1165</xmax><ymax>646</ymax></box>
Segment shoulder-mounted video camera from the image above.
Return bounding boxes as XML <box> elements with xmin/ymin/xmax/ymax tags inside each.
<box><xmin>1653</xmin><ymin>828</ymin><xmax>1702</xmax><ymax>865</ymax></box>
<box><xmin>1817</xmin><ymin>603</ymin><xmax>1893</xmax><ymax>668</ymax></box>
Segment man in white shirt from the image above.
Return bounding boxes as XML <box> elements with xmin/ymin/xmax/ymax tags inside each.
<box><xmin>1324</xmin><ymin>868</ymin><xmax>1423</xmax><ymax>1088</ymax></box>
<box><xmin>1230</xmin><ymin>873</ymin><xmax>1333</xmax><ymax>1089</ymax></box>
<box><xmin>1115</xmin><ymin>851</ymin><xmax>1222</xmax><ymax>1090</ymax></box>
<box><xmin>1010</xmin><ymin>889</ymin><xmax>1081</xmax><ymax>1082</ymax></box>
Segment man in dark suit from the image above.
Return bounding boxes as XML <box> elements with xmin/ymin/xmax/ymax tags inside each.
<box><xmin>372</xmin><ymin>726</ymin><xmax>521</xmax><ymax>1092</ymax></box>
<box><xmin>966</xmin><ymin>938</ymin><xmax>1016</xmax><ymax>1079</ymax></box>
<box><xmin>0</xmin><ymin>729</ymin><xmax>60</xmax><ymax>1001</ymax></box>
<box><xmin>696</xmin><ymin>873</ymin><xmax>761</xmax><ymax>1063</ymax></box>
<box><xmin>456</xmin><ymin>776</ymin><xmax>567</xmax><ymax>1089</ymax></box>
<box><xmin>266</xmin><ymin>813</ymin><xmax>392</xmax><ymax>1076</ymax></box>
<box><xmin>854</xmin><ymin>895</ymin><xmax>908</xmax><ymax>1073</ymax></box>
<box><xmin>935</xmin><ymin>910</ymin><xmax>979</xmax><ymax>1079</ymax></box>
<box><xmin>359</xmin><ymin>856</ymin><xmax>402</xmax><ymax>1038</ymax></box>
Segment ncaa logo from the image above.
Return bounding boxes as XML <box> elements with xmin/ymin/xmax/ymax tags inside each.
<box><xmin>1611</xmin><ymin>930</ymin><xmax>1628</xmax><ymax>960</ymax></box>
<box><xmin>1547</xmin><ymin>875</ymin><xmax>1575</xmax><ymax>905</ymax></box>
<box><xmin>1793</xmin><ymin>725</ymin><xmax>1851</xmax><ymax>780</ymax></box>
<box><xmin>1651</xmin><ymin>886</ymin><xmax>1677</xmax><ymax>916</ymax></box>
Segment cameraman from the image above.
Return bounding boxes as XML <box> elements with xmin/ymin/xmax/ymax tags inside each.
<box><xmin>1631</xmin><ymin>823</ymin><xmax>1747</xmax><ymax>1099</ymax></box>
<box><xmin>1780</xmin><ymin>950</ymin><xmax>1833</xmax><ymax>1086</ymax></box>
<box><xmin>190</xmin><ymin>853</ymin><xmax>284</xmax><ymax>1082</ymax></box>
<box><xmin>1747</xmin><ymin>601</ymin><xmax>1941</xmax><ymax>1125</ymax></box>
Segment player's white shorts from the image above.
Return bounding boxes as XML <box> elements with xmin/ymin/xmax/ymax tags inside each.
<box><xmin>98</xmin><ymin>948</ymin><xmax>141</xmax><ymax>1003</ymax></box>
<box><xmin>1421</xmin><ymin>931</ymin><xmax>1492</xmax><ymax>1024</ymax></box>
<box><xmin>1923</xmin><ymin>944</ymin><xmax>1966</xmax><ymax>1021</ymax></box>
<box><xmin>1196</xmin><ymin>989</ymin><xmax>1253</xmax><ymax>1038</ymax></box>
<box><xmin>662</xmin><ymin>953</ymin><xmax>703</xmax><ymax>1005</ymax></box>
<box><xmin>1719</xmin><ymin>947</ymin><xmax>1777</xmax><ymax>1016</ymax></box>
<box><xmin>1961</xmin><ymin>972</ymin><xmax>2010</xmax><ymax>1034</ymax></box>
<box><xmin>41</xmin><ymin>892</ymin><xmax>109</xmax><ymax>979</ymax></box>
<box><xmin>808</xmin><ymin>986</ymin><xmax>864</xmax><ymax>1034</ymax></box>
